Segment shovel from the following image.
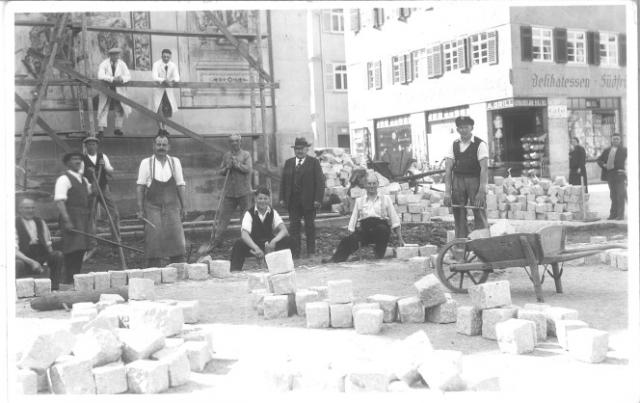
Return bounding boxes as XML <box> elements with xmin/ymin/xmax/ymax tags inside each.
<box><xmin>197</xmin><ymin>170</ymin><xmax>231</xmax><ymax>255</ymax></box>
<box><xmin>68</xmin><ymin>228</ymin><xmax>144</xmax><ymax>254</ymax></box>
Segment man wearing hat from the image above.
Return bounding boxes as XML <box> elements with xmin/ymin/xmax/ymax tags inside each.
<box><xmin>443</xmin><ymin>116</ymin><xmax>489</xmax><ymax>239</ymax></box>
<box><xmin>279</xmin><ymin>137</ymin><xmax>325</xmax><ymax>258</ymax></box>
<box><xmin>152</xmin><ymin>49</ymin><xmax>180</xmax><ymax>132</ymax></box>
<box><xmin>97</xmin><ymin>47</ymin><xmax>131</xmax><ymax>137</ymax></box>
<box><xmin>81</xmin><ymin>136</ymin><xmax>120</xmax><ymax>242</ymax></box>
<box><xmin>54</xmin><ymin>152</ymin><xmax>94</xmax><ymax>284</ymax></box>
<box><xmin>213</xmin><ymin>133</ymin><xmax>253</xmax><ymax>248</ymax></box>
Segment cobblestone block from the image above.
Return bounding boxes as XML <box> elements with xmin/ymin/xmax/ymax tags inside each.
<box><xmin>125</xmin><ymin>359</ymin><xmax>169</xmax><ymax>394</ymax></box>
<box><xmin>414</xmin><ymin>274</ymin><xmax>447</xmax><ymax>308</ymax></box>
<box><xmin>330</xmin><ymin>303</ymin><xmax>354</xmax><ymax>328</ymax></box>
<box><xmin>556</xmin><ymin>319</ymin><xmax>588</xmax><ymax>350</ymax></box>
<box><xmin>397</xmin><ymin>297</ymin><xmax>425</xmax><ymax>323</ymax></box>
<box><xmin>456</xmin><ymin>306</ymin><xmax>482</xmax><ymax>336</ymax></box>
<box><xmin>108</xmin><ymin>271</ymin><xmax>127</xmax><ymax>288</ymax></box>
<box><xmin>567</xmin><ymin>328</ymin><xmax>609</xmax><ymax>363</ymax></box>
<box><xmin>92</xmin><ymin>361</ymin><xmax>127</xmax><ymax>394</ymax></box>
<box><xmin>187</xmin><ymin>263</ymin><xmax>209</xmax><ymax>281</ymax></box>
<box><xmin>295</xmin><ymin>289</ymin><xmax>320</xmax><ymax>317</ymax></box>
<box><xmin>366</xmin><ymin>294</ymin><xmax>398</xmax><ymax>323</ymax></box>
<box><xmin>306</xmin><ymin>301</ymin><xmax>330</xmax><ymax>328</ymax></box>
<box><xmin>354</xmin><ymin>309</ymin><xmax>383</xmax><ymax>335</ymax></box>
<box><xmin>142</xmin><ymin>268</ymin><xmax>163</xmax><ymax>285</ymax></box>
<box><xmin>50</xmin><ymin>356</ymin><xmax>96</xmax><ymax>394</ymax></box>
<box><xmin>263</xmin><ymin>295</ymin><xmax>290</xmax><ymax>319</ymax></box>
<box><xmin>268</xmin><ymin>271</ymin><xmax>297</xmax><ymax>295</ymax></box>
<box><xmin>517</xmin><ymin>309</ymin><xmax>547</xmax><ymax>343</ymax></box>
<box><xmin>496</xmin><ymin>319</ymin><xmax>536</xmax><ymax>354</ymax></box>
<box><xmin>482</xmin><ymin>307</ymin><xmax>518</xmax><ymax>340</ymax></box>
<box><xmin>265</xmin><ymin>249</ymin><xmax>295</xmax><ymax>274</ymax></box>
<box><xmin>128</xmin><ymin>278</ymin><xmax>156</xmax><ymax>301</ymax></box>
<box><xmin>468</xmin><ymin>280</ymin><xmax>511</xmax><ymax>309</ymax></box>
<box><xmin>74</xmin><ymin>273</ymin><xmax>94</xmax><ymax>292</ymax></box>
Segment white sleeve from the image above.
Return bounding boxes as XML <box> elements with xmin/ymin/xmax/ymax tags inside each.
<box><xmin>172</xmin><ymin>62</ymin><xmax>180</xmax><ymax>82</ymax></box>
<box><xmin>102</xmin><ymin>154</ymin><xmax>114</xmax><ymax>171</ymax></box>
<box><xmin>97</xmin><ymin>61</ymin><xmax>112</xmax><ymax>82</ymax></box>
<box><xmin>272</xmin><ymin>210</ymin><xmax>284</xmax><ymax>230</ymax></box>
<box><xmin>445</xmin><ymin>142</ymin><xmax>455</xmax><ymax>160</ymax></box>
<box><xmin>241</xmin><ymin>211</ymin><xmax>252</xmax><ymax>233</ymax></box>
<box><xmin>79</xmin><ymin>161</ymin><xmax>85</xmax><ymax>175</ymax></box>
<box><xmin>477</xmin><ymin>141</ymin><xmax>489</xmax><ymax>160</ymax></box>
<box><xmin>84</xmin><ymin>177</ymin><xmax>92</xmax><ymax>194</ymax></box>
<box><xmin>54</xmin><ymin>175</ymin><xmax>72</xmax><ymax>201</ymax></box>
<box><xmin>173</xmin><ymin>157</ymin><xmax>186</xmax><ymax>186</ymax></box>
<box><xmin>120</xmin><ymin>61</ymin><xmax>131</xmax><ymax>83</ymax></box>
<box><xmin>152</xmin><ymin>61</ymin><xmax>163</xmax><ymax>82</ymax></box>
<box><xmin>136</xmin><ymin>159</ymin><xmax>150</xmax><ymax>186</ymax></box>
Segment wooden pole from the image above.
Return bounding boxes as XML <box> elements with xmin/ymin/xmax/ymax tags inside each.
<box><xmin>255</xmin><ymin>10</ymin><xmax>272</xmax><ymax>192</ymax></box>
<box><xmin>249</xmin><ymin>12</ymin><xmax>258</xmax><ymax>188</ymax></box>
<box><xmin>14</xmin><ymin>93</ymin><xmax>71</xmax><ymax>152</ymax></box>
<box><xmin>16</xmin><ymin>79</ymin><xmax>280</xmax><ymax>90</ymax></box>
<box><xmin>82</xmin><ymin>13</ymin><xmax>95</xmax><ymax>136</ymax></box>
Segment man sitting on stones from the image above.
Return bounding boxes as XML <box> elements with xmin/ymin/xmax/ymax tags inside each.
<box><xmin>15</xmin><ymin>196</ymin><xmax>64</xmax><ymax>290</ymax></box>
<box><xmin>230</xmin><ymin>186</ymin><xmax>293</xmax><ymax>271</ymax></box>
<box><xmin>324</xmin><ymin>171</ymin><xmax>404</xmax><ymax>263</ymax></box>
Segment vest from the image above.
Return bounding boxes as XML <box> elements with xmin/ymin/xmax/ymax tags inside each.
<box><xmin>453</xmin><ymin>136</ymin><xmax>483</xmax><ymax>177</ymax></box>
<box><xmin>249</xmin><ymin>207</ymin><xmax>274</xmax><ymax>244</ymax></box>
<box><xmin>65</xmin><ymin>172</ymin><xmax>89</xmax><ymax>209</ymax></box>
<box><xmin>16</xmin><ymin>217</ymin><xmax>46</xmax><ymax>253</ymax></box>
<box><xmin>292</xmin><ymin>159</ymin><xmax>304</xmax><ymax>193</ymax></box>
<box><xmin>83</xmin><ymin>153</ymin><xmax>107</xmax><ymax>188</ymax></box>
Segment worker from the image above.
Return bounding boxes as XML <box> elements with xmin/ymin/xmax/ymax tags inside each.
<box><xmin>136</xmin><ymin>132</ymin><xmax>187</xmax><ymax>267</ymax></box>
<box><xmin>15</xmin><ymin>197</ymin><xmax>64</xmax><ymax>291</ymax></box>
<box><xmin>279</xmin><ymin>137</ymin><xmax>325</xmax><ymax>259</ymax></box>
<box><xmin>212</xmin><ymin>134</ymin><xmax>253</xmax><ymax>248</ymax></box>
<box><xmin>230</xmin><ymin>187</ymin><xmax>292</xmax><ymax>271</ymax></box>
<box><xmin>54</xmin><ymin>152</ymin><xmax>94</xmax><ymax>284</ymax></box>
<box><xmin>597</xmin><ymin>133</ymin><xmax>627</xmax><ymax>220</ymax></box>
<box><xmin>324</xmin><ymin>172</ymin><xmax>404</xmax><ymax>263</ymax></box>
<box><xmin>443</xmin><ymin>116</ymin><xmax>489</xmax><ymax>239</ymax></box>
<box><xmin>151</xmin><ymin>49</ymin><xmax>180</xmax><ymax>131</ymax></box>
<box><xmin>568</xmin><ymin>137</ymin><xmax>588</xmax><ymax>192</ymax></box>
<box><xmin>97</xmin><ymin>47</ymin><xmax>131</xmax><ymax>138</ymax></box>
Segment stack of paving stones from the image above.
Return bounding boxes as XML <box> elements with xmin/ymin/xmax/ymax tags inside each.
<box><xmin>15</xmin><ymin>278</ymin><xmax>214</xmax><ymax>395</ymax></box>
<box><xmin>249</xmin><ymin>249</ymin><xmax>298</xmax><ymax>319</ymax></box>
<box><xmin>394</xmin><ymin>243</ymin><xmax>439</xmax><ymax>272</ymax></box>
<box><xmin>580</xmin><ymin>235</ymin><xmax>628</xmax><ymax>270</ymax></box>
<box><xmin>455</xmin><ymin>280</ymin><xmax>609</xmax><ymax>362</ymax></box>
<box><xmin>485</xmin><ymin>175</ymin><xmax>595</xmax><ymax>221</ymax></box>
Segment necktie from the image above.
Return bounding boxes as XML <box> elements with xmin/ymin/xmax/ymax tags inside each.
<box><xmin>296</xmin><ymin>159</ymin><xmax>302</xmax><ymax>168</ymax></box>
<box><xmin>606</xmin><ymin>147</ymin><xmax>617</xmax><ymax>170</ymax></box>
<box><xmin>164</xmin><ymin>65</ymin><xmax>168</xmax><ymax>77</ymax></box>
<box><xmin>111</xmin><ymin>62</ymin><xmax>116</xmax><ymax>76</ymax></box>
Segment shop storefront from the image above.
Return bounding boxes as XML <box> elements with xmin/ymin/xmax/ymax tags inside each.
<box><xmin>567</xmin><ymin>97</ymin><xmax>622</xmax><ymax>160</ymax></box>
<box><xmin>425</xmin><ymin>106</ymin><xmax>470</xmax><ymax>167</ymax></box>
<box><xmin>373</xmin><ymin>115</ymin><xmax>414</xmax><ymax>177</ymax></box>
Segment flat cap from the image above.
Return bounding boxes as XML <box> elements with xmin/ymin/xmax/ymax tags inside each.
<box><xmin>108</xmin><ymin>47</ymin><xmax>122</xmax><ymax>54</ymax></box>
<box><xmin>455</xmin><ymin>116</ymin><xmax>475</xmax><ymax>127</ymax></box>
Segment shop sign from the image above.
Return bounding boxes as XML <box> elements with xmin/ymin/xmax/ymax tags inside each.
<box><xmin>427</xmin><ymin>106</ymin><xmax>469</xmax><ymax>122</ymax></box>
<box><xmin>547</xmin><ymin>104</ymin><xmax>568</xmax><ymax>118</ymax></box>
<box><xmin>529</xmin><ymin>73</ymin><xmax>626</xmax><ymax>91</ymax></box>
<box><xmin>375</xmin><ymin>115</ymin><xmax>410</xmax><ymax>129</ymax></box>
<box><xmin>487</xmin><ymin>98</ymin><xmax>547</xmax><ymax>110</ymax></box>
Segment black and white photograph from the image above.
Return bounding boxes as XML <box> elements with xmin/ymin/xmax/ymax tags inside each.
<box><xmin>2</xmin><ymin>0</ymin><xmax>638</xmax><ymax>400</ymax></box>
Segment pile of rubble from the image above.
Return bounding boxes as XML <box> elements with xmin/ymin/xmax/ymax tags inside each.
<box><xmin>15</xmin><ymin>279</ymin><xmax>214</xmax><ymax>394</ymax></box>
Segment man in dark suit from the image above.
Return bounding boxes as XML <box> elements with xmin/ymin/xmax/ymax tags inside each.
<box><xmin>279</xmin><ymin>137</ymin><xmax>325</xmax><ymax>258</ymax></box>
<box><xmin>568</xmin><ymin>137</ymin><xmax>588</xmax><ymax>192</ymax></box>
<box><xmin>596</xmin><ymin>133</ymin><xmax>627</xmax><ymax>220</ymax></box>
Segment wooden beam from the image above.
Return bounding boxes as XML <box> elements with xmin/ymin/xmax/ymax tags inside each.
<box><xmin>16</xmin><ymin>79</ymin><xmax>279</xmax><ymax>90</ymax></box>
<box><xmin>15</xmin><ymin>93</ymin><xmax>72</xmax><ymax>152</ymax></box>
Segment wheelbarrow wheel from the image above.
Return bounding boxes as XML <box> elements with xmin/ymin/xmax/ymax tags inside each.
<box><xmin>436</xmin><ymin>238</ymin><xmax>490</xmax><ymax>293</ymax></box>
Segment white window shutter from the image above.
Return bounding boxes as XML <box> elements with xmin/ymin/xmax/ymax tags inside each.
<box><xmin>405</xmin><ymin>54</ymin><xmax>414</xmax><ymax>83</ymax></box>
<box><xmin>430</xmin><ymin>45</ymin><xmax>443</xmax><ymax>77</ymax></box>
<box><xmin>321</xmin><ymin>11</ymin><xmax>331</xmax><ymax>32</ymax></box>
<box><xmin>350</xmin><ymin>9</ymin><xmax>361</xmax><ymax>32</ymax></box>
<box><xmin>374</xmin><ymin>61</ymin><xmax>382</xmax><ymax>89</ymax></box>
<box><xmin>398</xmin><ymin>56</ymin><xmax>406</xmax><ymax>84</ymax></box>
<box><xmin>324</xmin><ymin>63</ymin><xmax>334</xmax><ymax>90</ymax></box>
<box><xmin>488</xmin><ymin>30</ymin><xmax>499</xmax><ymax>64</ymax></box>
<box><xmin>426</xmin><ymin>48</ymin><xmax>435</xmax><ymax>78</ymax></box>
<box><xmin>367</xmin><ymin>62</ymin><xmax>373</xmax><ymax>89</ymax></box>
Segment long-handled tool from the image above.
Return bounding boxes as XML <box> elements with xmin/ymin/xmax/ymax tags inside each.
<box><xmin>197</xmin><ymin>170</ymin><xmax>231</xmax><ymax>255</ymax></box>
<box><xmin>68</xmin><ymin>228</ymin><xmax>144</xmax><ymax>254</ymax></box>
<box><xmin>83</xmin><ymin>164</ymin><xmax>103</xmax><ymax>262</ymax></box>
<box><xmin>451</xmin><ymin>204</ymin><xmax>484</xmax><ymax>210</ymax></box>
<box><xmin>139</xmin><ymin>216</ymin><xmax>157</xmax><ymax>229</ymax></box>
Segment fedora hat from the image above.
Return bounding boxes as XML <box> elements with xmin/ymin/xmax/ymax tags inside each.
<box><xmin>291</xmin><ymin>137</ymin><xmax>312</xmax><ymax>148</ymax></box>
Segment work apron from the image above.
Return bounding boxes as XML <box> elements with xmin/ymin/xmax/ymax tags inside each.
<box><xmin>59</xmin><ymin>173</ymin><xmax>91</xmax><ymax>253</ymax></box>
<box><xmin>143</xmin><ymin>157</ymin><xmax>186</xmax><ymax>258</ymax></box>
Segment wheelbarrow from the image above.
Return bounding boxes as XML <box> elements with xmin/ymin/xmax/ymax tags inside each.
<box><xmin>434</xmin><ymin>224</ymin><xmax>626</xmax><ymax>302</ymax></box>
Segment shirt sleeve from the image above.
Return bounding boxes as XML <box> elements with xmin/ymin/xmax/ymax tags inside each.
<box><xmin>152</xmin><ymin>61</ymin><xmax>163</xmax><ymax>82</ymax></box>
<box><xmin>42</xmin><ymin>222</ymin><xmax>52</xmax><ymax>247</ymax></box>
<box><xmin>477</xmin><ymin>141</ymin><xmax>489</xmax><ymax>160</ymax></box>
<box><xmin>347</xmin><ymin>198</ymin><xmax>360</xmax><ymax>232</ymax></box>
<box><xmin>136</xmin><ymin>159</ymin><xmax>150</xmax><ymax>186</ymax></box>
<box><xmin>445</xmin><ymin>142</ymin><xmax>455</xmax><ymax>160</ymax></box>
<box><xmin>272</xmin><ymin>210</ymin><xmax>284</xmax><ymax>230</ymax></box>
<box><xmin>386</xmin><ymin>195</ymin><xmax>401</xmax><ymax>229</ymax></box>
<box><xmin>172</xmin><ymin>62</ymin><xmax>180</xmax><ymax>82</ymax></box>
<box><xmin>241</xmin><ymin>211</ymin><xmax>252</xmax><ymax>233</ymax></box>
<box><xmin>120</xmin><ymin>61</ymin><xmax>131</xmax><ymax>83</ymax></box>
<box><xmin>172</xmin><ymin>157</ymin><xmax>186</xmax><ymax>186</ymax></box>
<box><xmin>97</xmin><ymin>61</ymin><xmax>112</xmax><ymax>82</ymax></box>
<box><xmin>54</xmin><ymin>175</ymin><xmax>72</xmax><ymax>201</ymax></box>
<box><xmin>102</xmin><ymin>154</ymin><xmax>114</xmax><ymax>172</ymax></box>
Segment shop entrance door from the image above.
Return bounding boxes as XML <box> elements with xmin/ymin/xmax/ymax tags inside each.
<box><xmin>501</xmin><ymin>109</ymin><xmax>538</xmax><ymax>163</ymax></box>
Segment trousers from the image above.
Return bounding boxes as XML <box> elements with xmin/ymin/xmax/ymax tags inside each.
<box><xmin>451</xmin><ymin>174</ymin><xmax>488</xmax><ymax>238</ymax></box>
<box><xmin>98</xmin><ymin>100</ymin><xmax>125</xmax><ymax>129</ymax></box>
<box><xmin>288</xmin><ymin>197</ymin><xmax>316</xmax><ymax>258</ymax></box>
<box><xmin>63</xmin><ymin>250</ymin><xmax>85</xmax><ymax>284</ymax></box>
<box><xmin>230</xmin><ymin>235</ymin><xmax>293</xmax><ymax>271</ymax></box>
<box><xmin>88</xmin><ymin>184</ymin><xmax>121</xmax><ymax>247</ymax></box>
<box><xmin>146</xmin><ymin>255</ymin><xmax>185</xmax><ymax>268</ymax></box>
<box><xmin>15</xmin><ymin>248</ymin><xmax>64</xmax><ymax>290</ymax></box>
<box><xmin>330</xmin><ymin>217</ymin><xmax>391</xmax><ymax>263</ymax></box>
<box><xmin>215</xmin><ymin>194</ymin><xmax>252</xmax><ymax>244</ymax></box>
<box><xmin>607</xmin><ymin>171</ymin><xmax>626</xmax><ymax>220</ymax></box>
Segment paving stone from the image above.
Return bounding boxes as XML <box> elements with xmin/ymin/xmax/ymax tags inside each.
<box><xmin>92</xmin><ymin>361</ymin><xmax>128</xmax><ymax>394</ymax></box>
<box><xmin>16</xmin><ymin>278</ymin><xmax>35</xmax><ymax>298</ymax></box>
<box><xmin>141</xmin><ymin>268</ymin><xmax>162</xmax><ymax>285</ymax></box>
<box><xmin>397</xmin><ymin>297</ymin><xmax>425</xmax><ymax>323</ymax></box>
<box><xmin>74</xmin><ymin>273</ymin><xmax>94</xmax><ymax>292</ymax></box>
<box><xmin>128</xmin><ymin>278</ymin><xmax>156</xmax><ymax>301</ymax></box>
<box><xmin>34</xmin><ymin>278</ymin><xmax>51</xmax><ymax>296</ymax></box>
<box><xmin>268</xmin><ymin>271</ymin><xmax>297</xmax><ymax>295</ymax></box>
<box><xmin>345</xmin><ymin>366</ymin><xmax>392</xmax><ymax>392</ymax></box>
<box><xmin>413</xmin><ymin>274</ymin><xmax>447</xmax><ymax>308</ymax></box>
<box><xmin>567</xmin><ymin>328</ymin><xmax>609</xmax><ymax>363</ymax></box>
<box><xmin>108</xmin><ymin>271</ymin><xmax>127</xmax><ymax>288</ymax></box>
<box><xmin>18</xmin><ymin>326</ymin><xmax>76</xmax><ymax>371</ymax></box>
<box><xmin>210</xmin><ymin>260</ymin><xmax>231</xmax><ymax>278</ymax></box>
<box><xmin>247</xmin><ymin>273</ymin><xmax>270</xmax><ymax>292</ymax></box>
<box><xmin>125</xmin><ymin>359</ymin><xmax>169</xmax><ymax>394</ymax></box>
<box><xmin>34</xmin><ymin>368</ymin><xmax>49</xmax><ymax>392</ymax></box>
<box><xmin>468</xmin><ymin>280</ymin><xmax>512</xmax><ymax>309</ymax></box>
<box><xmin>517</xmin><ymin>309</ymin><xmax>548</xmax><ymax>343</ymax></box>
<box><xmin>250</xmin><ymin>289</ymin><xmax>270</xmax><ymax>315</ymax></box>
<box><xmin>180</xmin><ymin>326</ymin><xmax>215</xmax><ymax>355</ymax></box>
<box><xmin>167</xmin><ymin>263</ymin><xmax>189</xmax><ymax>280</ymax></box>
<box><xmin>196</xmin><ymin>255</ymin><xmax>213</xmax><ymax>271</ymax></box>
<box><xmin>327</xmin><ymin>279</ymin><xmax>353</xmax><ymax>304</ymax></box>
<box><xmin>50</xmin><ymin>356</ymin><xmax>96</xmax><ymax>394</ymax></box>
<box><xmin>99</xmin><ymin>293</ymin><xmax>125</xmax><ymax>304</ymax></box>
<box><xmin>82</xmin><ymin>314</ymin><xmax>120</xmax><ymax>332</ymax></box>
<box><xmin>183</xmin><ymin>341</ymin><xmax>212</xmax><ymax>372</ymax></box>
<box><xmin>16</xmin><ymin>369</ymin><xmax>37</xmax><ymax>394</ymax></box>
<box><xmin>72</xmin><ymin>327</ymin><xmax>123</xmax><ymax>367</ymax></box>
<box><xmin>523</xmin><ymin>303</ymin><xmax>551</xmax><ymax>312</ymax></box>
<box><xmin>354</xmin><ymin>309</ymin><xmax>384</xmax><ymax>335</ymax></box>
<box><xmin>306</xmin><ymin>301</ymin><xmax>330</xmax><ymax>328</ymax></box>
<box><xmin>390</xmin><ymin>330</ymin><xmax>434</xmax><ymax>385</ymax></box>
<box><xmin>187</xmin><ymin>263</ymin><xmax>209</xmax><ymax>280</ymax></box>
<box><xmin>151</xmin><ymin>347</ymin><xmax>190</xmax><ymax>387</ymax></box>
<box><xmin>98</xmin><ymin>304</ymin><xmax>132</xmax><ymax>329</ymax></box>
<box><xmin>352</xmin><ymin>302</ymin><xmax>380</xmax><ymax>316</ymax></box>
<box><xmin>408</xmin><ymin>256</ymin><xmax>430</xmax><ymax>271</ymax></box>
<box><xmin>482</xmin><ymin>307</ymin><xmax>518</xmax><ymax>340</ymax></box>
<box><xmin>543</xmin><ymin>307</ymin><xmax>579</xmax><ymax>337</ymax></box>
<box><xmin>263</xmin><ymin>295</ymin><xmax>290</xmax><ymax>319</ymax></box>
<box><xmin>176</xmin><ymin>300</ymin><xmax>200</xmax><ymax>324</ymax></box>
<box><xmin>69</xmin><ymin>317</ymin><xmax>91</xmax><ymax>334</ymax></box>
<box><xmin>330</xmin><ymin>303</ymin><xmax>354</xmax><ymax>328</ymax></box>
<box><xmin>160</xmin><ymin>267</ymin><xmax>177</xmax><ymax>283</ymax></box>
<box><xmin>426</xmin><ymin>293</ymin><xmax>458</xmax><ymax>324</ymax></box>
<box><xmin>265</xmin><ymin>249</ymin><xmax>295</xmax><ymax>274</ymax></box>
<box><xmin>556</xmin><ymin>319</ymin><xmax>589</xmax><ymax>350</ymax></box>
<box><xmin>496</xmin><ymin>319</ymin><xmax>536</xmax><ymax>354</ymax></box>
<box><xmin>295</xmin><ymin>289</ymin><xmax>320</xmax><ymax>317</ymax></box>
<box><xmin>366</xmin><ymin>294</ymin><xmax>399</xmax><ymax>323</ymax></box>
<box><xmin>129</xmin><ymin>302</ymin><xmax>184</xmax><ymax>337</ymax></box>
<box><xmin>395</xmin><ymin>246</ymin><xmax>420</xmax><ymax>259</ymax></box>
<box><xmin>419</xmin><ymin>244</ymin><xmax>438</xmax><ymax>257</ymax></box>
<box><xmin>456</xmin><ymin>306</ymin><xmax>482</xmax><ymax>336</ymax></box>
<box><xmin>116</xmin><ymin>328</ymin><xmax>165</xmax><ymax>362</ymax></box>
<box><xmin>165</xmin><ymin>338</ymin><xmax>185</xmax><ymax>349</ymax></box>
<box><xmin>417</xmin><ymin>350</ymin><xmax>466</xmax><ymax>391</ymax></box>
<box><xmin>93</xmin><ymin>272</ymin><xmax>111</xmax><ymax>291</ymax></box>
<box><xmin>124</xmin><ymin>269</ymin><xmax>144</xmax><ymax>283</ymax></box>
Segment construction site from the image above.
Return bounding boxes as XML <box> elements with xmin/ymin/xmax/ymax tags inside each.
<box><xmin>10</xmin><ymin>4</ymin><xmax>637</xmax><ymax>400</ymax></box>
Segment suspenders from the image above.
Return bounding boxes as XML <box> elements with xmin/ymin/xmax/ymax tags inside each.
<box><xmin>148</xmin><ymin>155</ymin><xmax>175</xmax><ymax>184</ymax></box>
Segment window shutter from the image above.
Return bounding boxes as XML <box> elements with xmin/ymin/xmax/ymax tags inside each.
<box><xmin>367</xmin><ymin>62</ymin><xmax>373</xmax><ymax>89</ymax></box>
<box><xmin>321</xmin><ymin>11</ymin><xmax>331</xmax><ymax>32</ymax></box>
<box><xmin>618</xmin><ymin>33</ymin><xmax>626</xmax><ymax>66</ymax></box>
<box><xmin>520</xmin><ymin>25</ymin><xmax>533</xmax><ymax>61</ymax></box>
<box><xmin>324</xmin><ymin>63</ymin><xmax>334</xmax><ymax>90</ymax></box>
<box><xmin>586</xmin><ymin>31</ymin><xmax>600</xmax><ymax>65</ymax></box>
<box><xmin>433</xmin><ymin>45</ymin><xmax>443</xmax><ymax>77</ymax></box>
<box><xmin>374</xmin><ymin>61</ymin><xmax>382</xmax><ymax>89</ymax></box>
<box><xmin>350</xmin><ymin>9</ymin><xmax>361</xmax><ymax>32</ymax></box>
<box><xmin>461</xmin><ymin>37</ymin><xmax>471</xmax><ymax>72</ymax></box>
<box><xmin>553</xmin><ymin>28</ymin><xmax>568</xmax><ymax>63</ymax></box>
<box><xmin>398</xmin><ymin>56</ymin><xmax>406</xmax><ymax>84</ymax></box>
<box><xmin>374</xmin><ymin>8</ymin><xmax>384</xmax><ymax>28</ymax></box>
<box><xmin>488</xmin><ymin>30</ymin><xmax>499</xmax><ymax>65</ymax></box>
<box><xmin>405</xmin><ymin>54</ymin><xmax>414</xmax><ymax>83</ymax></box>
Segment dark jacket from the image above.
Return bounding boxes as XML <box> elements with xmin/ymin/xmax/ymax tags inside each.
<box><xmin>596</xmin><ymin>146</ymin><xmax>627</xmax><ymax>181</ymax></box>
<box><xmin>569</xmin><ymin>145</ymin><xmax>586</xmax><ymax>171</ymax></box>
<box><xmin>279</xmin><ymin>155</ymin><xmax>325</xmax><ymax>209</ymax></box>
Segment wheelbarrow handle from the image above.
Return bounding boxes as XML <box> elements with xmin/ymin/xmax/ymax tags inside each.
<box><xmin>450</xmin><ymin>204</ymin><xmax>484</xmax><ymax>210</ymax></box>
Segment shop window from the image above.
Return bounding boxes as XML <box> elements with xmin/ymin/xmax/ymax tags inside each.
<box><xmin>443</xmin><ymin>39</ymin><xmax>465</xmax><ymax>71</ymax></box>
<box><xmin>567</xmin><ymin>30</ymin><xmax>586</xmax><ymax>63</ymax></box>
<box><xmin>391</xmin><ymin>53</ymin><xmax>413</xmax><ymax>85</ymax></box>
<box><xmin>426</xmin><ymin>45</ymin><xmax>443</xmax><ymax>78</ymax></box>
<box><xmin>599</xmin><ymin>32</ymin><xmax>618</xmax><ymax>66</ymax></box>
<box><xmin>470</xmin><ymin>31</ymin><xmax>498</xmax><ymax>65</ymax></box>
<box><xmin>532</xmin><ymin>27</ymin><xmax>553</xmax><ymax>61</ymax></box>
<box><xmin>411</xmin><ymin>49</ymin><xmax>426</xmax><ymax>79</ymax></box>
<box><xmin>568</xmin><ymin>97</ymin><xmax>621</xmax><ymax>159</ymax></box>
<box><xmin>337</xmin><ymin>134</ymin><xmax>351</xmax><ymax>149</ymax></box>
<box><xmin>350</xmin><ymin>9</ymin><xmax>361</xmax><ymax>33</ymax></box>
<box><xmin>367</xmin><ymin>61</ymin><xmax>382</xmax><ymax>90</ymax></box>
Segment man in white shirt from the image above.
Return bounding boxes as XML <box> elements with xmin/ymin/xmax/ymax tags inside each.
<box><xmin>54</xmin><ymin>152</ymin><xmax>94</xmax><ymax>284</ymax></box>
<box><xmin>443</xmin><ymin>116</ymin><xmax>489</xmax><ymax>239</ymax></box>
<box><xmin>151</xmin><ymin>49</ymin><xmax>180</xmax><ymax>131</ymax></box>
<box><xmin>96</xmin><ymin>47</ymin><xmax>132</xmax><ymax>137</ymax></box>
<box><xmin>136</xmin><ymin>133</ymin><xmax>187</xmax><ymax>267</ymax></box>
<box><xmin>230</xmin><ymin>187</ymin><xmax>292</xmax><ymax>271</ymax></box>
<box><xmin>325</xmin><ymin>172</ymin><xmax>404</xmax><ymax>263</ymax></box>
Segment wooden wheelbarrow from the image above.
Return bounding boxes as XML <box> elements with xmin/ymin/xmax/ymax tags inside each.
<box><xmin>434</xmin><ymin>224</ymin><xmax>626</xmax><ymax>302</ymax></box>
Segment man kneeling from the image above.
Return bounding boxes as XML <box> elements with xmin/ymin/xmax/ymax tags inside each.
<box><xmin>230</xmin><ymin>186</ymin><xmax>293</xmax><ymax>271</ymax></box>
<box><xmin>326</xmin><ymin>172</ymin><xmax>404</xmax><ymax>263</ymax></box>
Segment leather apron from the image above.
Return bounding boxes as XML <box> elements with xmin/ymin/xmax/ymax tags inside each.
<box><xmin>143</xmin><ymin>156</ymin><xmax>186</xmax><ymax>258</ymax></box>
<box><xmin>59</xmin><ymin>172</ymin><xmax>91</xmax><ymax>253</ymax></box>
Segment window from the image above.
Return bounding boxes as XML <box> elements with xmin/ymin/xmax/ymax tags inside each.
<box><xmin>532</xmin><ymin>27</ymin><xmax>553</xmax><ymax>61</ymax></box>
<box><xmin>426</xmin><ymin>45</ymin><xmax>443</xmax><ymax>78</ymax></box>
<box><xmin>350</xmin><ymin>9</ymin><xmax>360</xmax><ymax>33</ymax></box>
<box><xmin>337</xmin><ymin>134</ymin><xmax>350</xmax><ymax>149</ymax></box>
<box><xmin>367</xmin><ymin>61</ymin><xmax>382</xmax><ymax>90</ymax></box>
<box><xmin>412</xmin><ymin>49</ymin><xmax>426</xmax><ymax>79</ymax></box>
<box><xmin>398</xmin><ymin>8</ymin><xmax>411</xmax><ymax>21</ymax></box>
<box><xmin>333</xmin><ymin>64</ymin><xmax>347</xmax><ymax>90</ymax></box>
<box><xmin>330</xmin><ymin>9</ymin><xmax>344</xmax><ymax>32</ymax></box>
<box><xmin>470</xmin><ymin>31</ymin><xmax>498</xmax><ymax>65</ymax></box>
<box><xmin>373</xmin><ymin>8</ymin><xmax>384</xmax><ymax>29</ymax></box>
<box><xmin>392</xmin><ymin>54</ymin><xmax>412</xmax><ymax>85</ymax></box>
<box><xmin>566</xmin><ymin>30</ymin><xmax>586</xmax><ymax>63</ymax></box>
<box><xmin>443</xmin><ymin>39</ymin><xmax>465</xmax><ymax>71</ymax></box>
<box><xmin>599</xmin><ymin>32</ymin><xmax>618</xmax><ymax>66</ymax></box>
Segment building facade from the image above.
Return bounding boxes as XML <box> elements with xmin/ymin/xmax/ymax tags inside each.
<box><xmin>345</xmin><ymin>5</ymin><xmax>627</xmax><ymax>182</ymax></box>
